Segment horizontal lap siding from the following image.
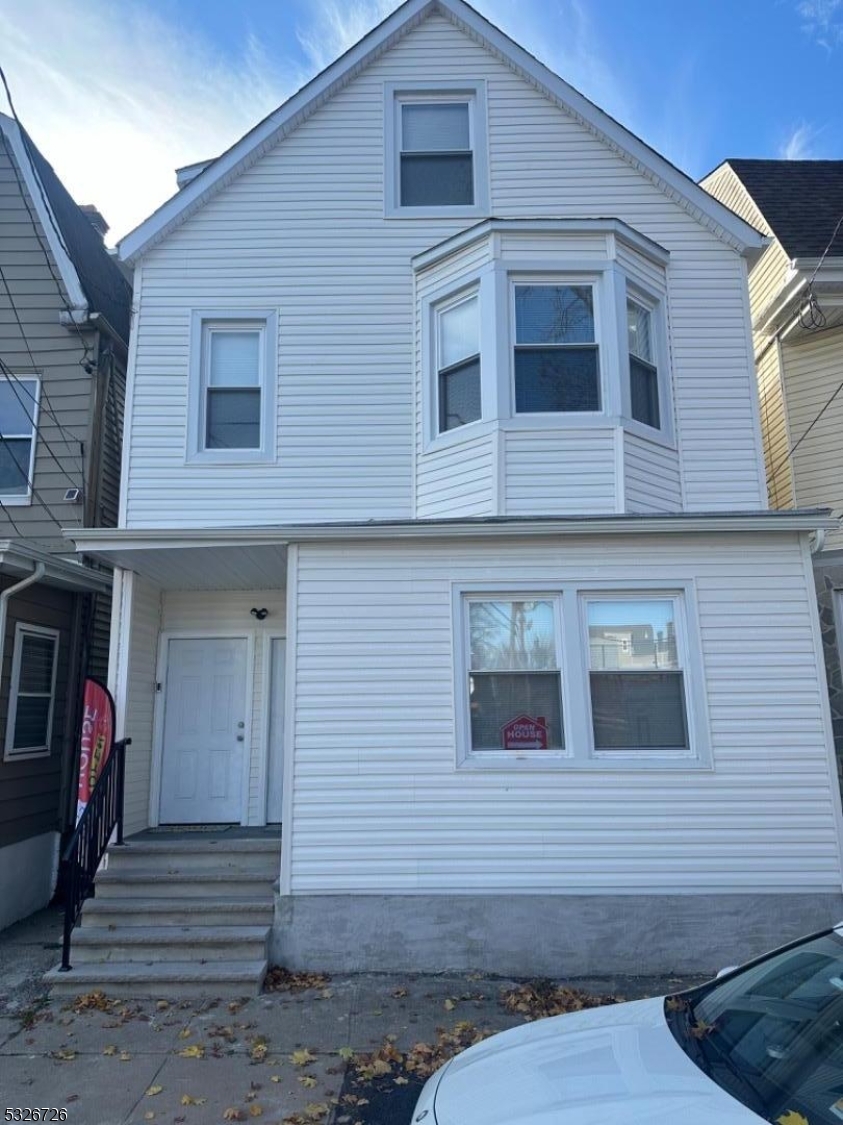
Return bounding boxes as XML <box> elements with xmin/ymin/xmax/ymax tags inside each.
<box><xmin>416</xmin><ymin>434</ymin><xmax>494</xmax><ymax>517</ymax></box>
<box><xmin>784</xmin><ymin>327</ymin><xmax>843</xmax><ymax>550</ymax></box>
<box><xmin>290</xmin><ymin>535</ymin><xmax>842</xmax><ymax>894</ymax></box>
<box><xmin>504</xmin><ymin>429</ymin><xmax>616</xmax><ymax>513</ymax></box>
<box><xmin>624</xmin><ymin>433</ymin><xmax>682</xmax><ymax>512</ymax></box>
<box><xmin>160</xmin><ymin>589</ymin><xmax>286</xmax><ymax>824</ymax></box>
<box><xmin>0</xmin><ymin>579</ymin><xmax>74</xmax><ymax>848</ymax></box>
<box><xmin>126</xmin><ymin>14</ymin><xmax>764</xmax><ymax>528</ymax></box>
<box><xmin>757</xmin><ymin>344</ymin><xmax>794</xmax><ymax>510</ymax></box>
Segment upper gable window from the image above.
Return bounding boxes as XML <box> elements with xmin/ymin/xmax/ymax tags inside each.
<box><xmin>401</xmin><ymin>102</ymin><xmax>472</xmax><ymax>207</ymax></box>
<box><xmin>385</xmin><ymin>83</ymin><xmax>488</xmax><ymax>218</ymax></box>
<box><xmin>0</xmin><ymin>376</ymin><xmax>39</xmax><ymax>503</ymax></box>
<box><xmin>187</xmin><ymin>311</ymin><xmax>278</xmax><ymax>463</ymax></box>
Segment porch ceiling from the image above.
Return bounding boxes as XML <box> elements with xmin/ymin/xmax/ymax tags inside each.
<box><xmin>81</xmin><ymin>541</ymin><xmax>288</xmax><ymax>590</ymax></box>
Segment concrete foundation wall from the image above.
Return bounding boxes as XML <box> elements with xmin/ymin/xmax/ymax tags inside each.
<box><xmin>0</xmin><ymin>831</ymin><xmax>59</xmax><ymax>931</ymax></box>
<box><xmin>271</xmin><ymin>892</ymin><xmax>843</xmax><ymax>977</ymax></box>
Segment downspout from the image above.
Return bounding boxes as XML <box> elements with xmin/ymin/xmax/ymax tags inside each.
<box><xmin>0</xmin><ymin>562</ymin><xmax>47</xmax><ymax>671</ymax></box>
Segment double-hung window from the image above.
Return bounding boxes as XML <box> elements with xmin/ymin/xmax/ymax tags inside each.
<box><xmin>513</xmin><ymin>284</ymin><xmax>600</xmax><ymax>413</ymax></box>
<box><xmin>627</xmin><ymin>298</ymin><xmax>660</xmax><ymax>430</ymax></box>
<box><xmin>400</xmin><ymin>101</ymin><xmax>473</xmax><ymax>207</ymax></box>
<box><xmin>0</xmin><ymin>377</ymin><xmax>39</xmax><ymax>501</ymax></box>
<box><xmin>465</xmin><ymin>598</ymin><xmax>564</xmax><ymax>755</ymax></box>
<box><xmin>4</xmin><ymin>624</ymin><xmax>59</xmax><ymax>760</ymax></box>
<box><xmin>188</xmin><ymin>311</ymin><xmax>277</xmax><ymax>462</ymax></box>
<box><xmin>437</xmin><ymin>292</ymin><xmax>481</xmax><ymax>433</ymax></box>
<box><xmin>456</xmin><ymin>587</ymin><xmax>702</xmax><ymax>767</ymax></box>
<box><xmin>586</xmin><ymin>596</ymin><xmax>689</xmax><ymax>755</ymax></box>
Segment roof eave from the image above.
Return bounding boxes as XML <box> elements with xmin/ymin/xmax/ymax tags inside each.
<box><xmin>118</xmin><ymin>0</ymin><xmax>766</xmax><ymax>264</ymax></box>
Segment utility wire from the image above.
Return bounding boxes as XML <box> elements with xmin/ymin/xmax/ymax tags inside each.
<box><xmin>0</xmin><ymin>353</ymin><xmax>83</xmax><ymax>489</ymax></box>
<box><xmin>0</xmin><ymin>429</ymin><xmax>63</xmax><ymax>530</ymax></box>
<box><xmin>0</xmin><ymin>67</ymin><xmax>96</xmax><ymax>371</ymax></box>
<box><xmin>0</xmin><ymin>261</ymin><xmax>87</xmax><ymax>478</ymax></box>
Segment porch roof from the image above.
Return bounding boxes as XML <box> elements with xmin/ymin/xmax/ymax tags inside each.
<box><xmin>66</xmin><ymin>510</ymin><xmax>837</xmax><ymax>588</ymax></box>
<box><xmin>0</xmin><ymin>539</ymin><xmax>112</xmax><ymax>594</ymax></box>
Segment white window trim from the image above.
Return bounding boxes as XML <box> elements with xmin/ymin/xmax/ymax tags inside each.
<box><xmin>508</xmin><ymin>273</ymin><xmax>609</xmax><ymax>421</ymax></box>
<box><xmin>433</xmin><ymin>284</ymin><xmax>483</xmax><ymax>439</ymax></box>
<box><xmin>4</xmin><ymin>622</ymin><xmax>59</xmax><ymax>762</ymax></box>
<box><xmin>384</xmin><ymin>80</ymin><xmax>489</xmax><ymax>219</ymax></box>
<box><xmin>0</xmin><ymin>375</ymin><xmax>40</xmax><ymax>505</ymax></box>
<box><xmin>621</xmin><ymin>281</ymin><xmax>675</xmax><ymax>445</ymax></box>
<box><xmin>187</xmin><ymin>309</ymin><xmax>278</xmax><ymax>464</ymax></box>
<box><xmin>452</xmin><ymin>580</ymin><xmax>710</xmax><ymax>771</ymax></box>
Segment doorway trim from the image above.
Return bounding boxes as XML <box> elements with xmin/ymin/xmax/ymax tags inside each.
<box><xmin>257</xmin><ymin>630</ymin><xmax>286</xmax><ymax>827</ymax></box>
<box><xmin>149</xmin><ymin>630</ymin><xmax>256</xmax><ymax>828</ymax></box>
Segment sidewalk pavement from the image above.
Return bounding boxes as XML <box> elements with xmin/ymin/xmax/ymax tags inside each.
<box><xmin>0</xmin><ymin>911</ymin><xmax>707</xmax><ymax>1125</ymax></box>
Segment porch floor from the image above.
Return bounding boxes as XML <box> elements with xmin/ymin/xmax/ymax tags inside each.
<box><xmin>130</xmin><ymin>826</ymin><xmax>282</xmax><ymax>843</ymax></box>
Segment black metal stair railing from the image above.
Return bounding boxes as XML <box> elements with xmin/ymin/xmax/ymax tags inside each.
<box><xmin>59</xmin><ymin>738</ymin><xmax>131</xmax><ymax>972</ymax></box>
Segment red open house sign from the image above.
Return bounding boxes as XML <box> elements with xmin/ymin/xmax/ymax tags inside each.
<box><xmin>501</xmin><ymin>714</ymin><xmax>549</xmax><ymax>752</ymax></box>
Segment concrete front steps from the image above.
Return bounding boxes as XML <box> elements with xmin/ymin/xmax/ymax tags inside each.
<box><xmin>44</xmin><ymin>831</ymin><xmax>281</xmax><ymax>999</ymax></box>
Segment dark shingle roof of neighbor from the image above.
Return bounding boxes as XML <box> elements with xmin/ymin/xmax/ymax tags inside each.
<box><xmin>22</xmin><ymin>128</ymin><xmax>132</xmax><ymax>345</ymax></box>
<box><xmin>727</xmin><ymin>159</ymin><xmax>843</xmax><ymax>261</ymax></box>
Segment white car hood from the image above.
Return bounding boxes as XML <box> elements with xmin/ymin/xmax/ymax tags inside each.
<box><xmin>432</xmin><ymin>997</ymin><xmax>762</xmax><ymax>1125</ymax></box>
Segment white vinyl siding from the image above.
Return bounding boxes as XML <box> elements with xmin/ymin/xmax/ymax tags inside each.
<box><xmin>504</xmin><ymin>428</ymin><xmax>617</xmax><ymax>514</ymax></box>
<box><xmin>624</xmin><ymin>431</ymin><xmax>682</xmax><ymax>512</ymax></box>
<box><xmin>782</xmin><ymin>326</ymin><xmax>843</xmax><ymax>551</ymax></box>
<box><xmin>288</xmin><ymin>534</ymin><xmax>841</xmax><ymax>895</ymax></box>
<box><xmin>757</xmin><ymin>342</ymin><xmax>794</xmax><ymax>510</ymax></box>
<box><xmin>124</xmin><ymin>13</ymin><xmax>764</xmax><ymax>528</ymax></box>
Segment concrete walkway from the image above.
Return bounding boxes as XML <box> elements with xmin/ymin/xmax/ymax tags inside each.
<box><xmin>0</xmin><ymin>912</ymin><xmax>706</xmax><ymax>1125</ymax></box>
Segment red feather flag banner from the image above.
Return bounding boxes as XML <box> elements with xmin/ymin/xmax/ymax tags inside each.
<box><xmin>76</xmin><ymin>678</ymin><xmax>116</xmax><ymax>824</ymax></box>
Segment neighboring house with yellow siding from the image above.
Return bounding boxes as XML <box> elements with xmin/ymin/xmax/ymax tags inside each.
<box><xmin>703</xmin><ymin>159</ymin><xmax>843</xmax><ymax>784</ymax></box>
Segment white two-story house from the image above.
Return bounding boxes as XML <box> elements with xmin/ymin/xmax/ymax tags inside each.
<box><xmin>58</xmin><ymin>0</ymin><xmax>843</xmax><ymax>993</ymax></box>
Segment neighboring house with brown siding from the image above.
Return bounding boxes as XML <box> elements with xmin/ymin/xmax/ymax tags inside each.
<box><xmin>702</xmin><ymin>159</ymin><xmax>843</xmax><ymax>786</ymax></box>
<box><xmin>0</xmin><ymin>112</ymin><xmax>130</xmax><ymax>929</ymax></box>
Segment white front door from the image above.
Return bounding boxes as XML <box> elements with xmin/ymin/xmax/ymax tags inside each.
<box><xmin>159</xmin><ymin>637</ymin><xmax>248</xmax><ymax>824</ymax></box>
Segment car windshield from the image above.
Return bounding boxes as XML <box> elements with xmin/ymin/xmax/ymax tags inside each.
<box><xmin>666</xmin><ymin>927</ymin><xmax>843</xmax><ymax>1124</ymax></box>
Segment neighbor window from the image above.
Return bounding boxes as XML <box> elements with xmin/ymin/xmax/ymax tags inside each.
<box><xmin>0</xmin><ymin>377</ymin><xmax>39</xmax><ymax>499</ymax></box>
<box><xmin>586</xmin><ymin>597</ymin><xmax>689</xmax><ymax>754</ymax></box>
<box><xmin>4</xmin><ymin>624</ymin><xmax>59</xmax><ymax>760</ymax></box>
<box><xmin>627</xmin><ymin>298</ymin><xmax>660</xmax><ymax>429</ymax></box>
<box><xmin>466</xmin><ymin>598</ymin><xmax>564</xmax><ymax>754</ymax></box>
<box><xmin>513</xmin><ymin>284</ymin><xmax>600</xmax><ymax>413</ymax></box>
<box><xmin>400</xmin><ymin>101</ymin><xmax>473</xmax><ymax>207</ymax></box>
<box><xmin>437</xmin><ymin>293</ymin><xmax>481</xmax><ymax>433</ymax></box>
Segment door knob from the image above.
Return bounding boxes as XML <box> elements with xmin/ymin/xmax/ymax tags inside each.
<box><xmin>236</xmin><ymin>734</ymin><xmax>245</xmax><ymax>742</ymax></box>
<box><xmin>237</xmin><ymin>721</ymin><xmax>245</xmax><ymax>729</ymax></box>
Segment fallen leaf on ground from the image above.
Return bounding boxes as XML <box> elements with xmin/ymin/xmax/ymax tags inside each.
<box><xmin>337</xmin><ymin>1047</ymin><xmax>354</xmax><ymax>1061</ymax></box>
<box><xmin>103</xmin><ymin>1045</ymin><xmax>117</xmax><ymax>1056</ymax></box>
<box><xmin>304</xmin><ymin>1103</ymin><xmax>329</xmax><ymax>1120</ymax></box>
<box><xmin>499</xmin><ymin>982</ymin><xmax>621</xmax><ymax>1022</ymax></box>
<box><xmin>270</xmin><ymin>1075</ymin><xmax>281</xmax><ymax>1083</ymax></box>
<box><xmin>143</xmin><ymin>1113</ymin><xmax>155</xmax><ymax>1121</ymax></box>
<box><xmin>298</xmin><ymin>1076</ymin><xmax>318</xmax><ymax>1088</ymax></box>
<box><xmin>180</xmin><ymin>1095</ymin><xmax>206</xmax><ymax>1106</ymax></box>
<box><xmin>443</xmin><ymin>999</ymin><xmax>456</xmax><ymax>1011</ymax></box>
<box><xmin>156</xmin><ymin>1000</ymin><xmax>169</xmax><ymax>1010</ymax></box>
<box><xmin>145</xmin><ymin>1086</ymin><xmax>163</xmax><ymax>1097</ymax></box>
<box><xmin>179</xmin><ymin>1027</ymin><xmax>192</xmax><ymax>1039</ymax></box>
<box><xmin>179</xmin><ymin>1044</ymin><xmax>205</xmax><ymax>1058</ymax></box>
<box><xmin>291</xmin><ymin>1048</ymin><xmax>316</xmax><ymax>1067</ymax></box>
<box><xmin>53</xmin><ymin>1049</ymin><xmax>77</xmax><ymax>1060</ymax></box>
<box><xmin>264</xmin><ymin>966</ymin><xmax>331</xmax><ymax>993</ymax></box>
<box><xmin>391</xmin><ymin>988</ymin><xmax>408</xmax><ymax>999</ymax></box>
<box><xmin>223</xmin><ymin>1110</ymin><xmax>244</xmax><ymax>1122</ymax></box>
<box><xmin>248</xmin><ymin>1107</ymin><xmax>263</xmax><ymax>1118</ymax></box>
<box><xmin>119</xmin><ymin>1051</ymin><xmax>132</xmax><ymax>1061</ymax></box>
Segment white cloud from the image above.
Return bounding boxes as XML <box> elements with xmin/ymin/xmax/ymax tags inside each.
<box><xmin>797</xmin><ymin>0</ymin><xmax>843</xmax><ymax>49</ymax></box>
<box><xmin>780</xmin><ymin>122</ymin><xmax>818</xmax><ymax>159</ymax></box>
<box><xmin>295</xmin><ymin>0</ymin><xmax>398</xmax><ymax>73</ymax></box>
<box><xmin>0</xmin><ymin>0</ymin><xmax>302</xmax><ymax>242</ymax></box>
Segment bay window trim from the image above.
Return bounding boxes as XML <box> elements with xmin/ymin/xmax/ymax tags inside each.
<box><xmin>452</xmin><ymin>579</ymin><xmax>710</xmax><ymax>771</ymax></box>
<box><xmin>4</xmin><ymin>622</ymin><xmax>59</xmax><ymax>762</ymax></box>
<box><xmin>187</xmin><ymin>308</ymin><xmax>278</xmax><ymax>464</ymax></box>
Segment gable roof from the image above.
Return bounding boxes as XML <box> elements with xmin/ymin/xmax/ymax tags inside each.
<box><xmin>118</xmin><ymin>0</ymin><xmax>765</xmax><ymax>264</ymax></box>
<box><xmin>722</xmin><ymin>159</ymin><xmax>843</xmax><ymax>261</ymax></box>
<box><xmin>0</xmin><ymin>113</ymin><xmax>132</xmax><ymax>345</ymax></box>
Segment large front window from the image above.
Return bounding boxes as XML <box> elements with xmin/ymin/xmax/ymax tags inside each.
<box><xmin>667</xmin><ymin>926</ymin><xmax>843</xmax><ymax>1124</ymax></box>
<box><xmin>514</xmin><ymin>284</ymin><xmax>600</xmax><ymax>413</ymax></box>
<box><xmin>466</xmin><ymin>598</ymin><xmax>564</xmax><ymax>754</ymax></box>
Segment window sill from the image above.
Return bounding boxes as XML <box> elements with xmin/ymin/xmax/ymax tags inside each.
<box><xmin>186</xmin><ymin>450</ymin><xmax>277</xmax><ymax>466</ymax></box>
<box><xmin>4</xmin><ymin>747</ymin><xmax>50</xmax><ymax>762</ymax></box>
<box><xmin>458</xmin><ymin>753</ymin><xmax>709</xmax><ymax>772</ymax></box>
<box><xmin>0</xmin><ymin>495</ymin><xmax>32</xmax><ymax>506</ymax></box>
<box><xmin>385</xmin><ymin>205</ymin><xmax>490</xmax><ymax>221</ymax></box>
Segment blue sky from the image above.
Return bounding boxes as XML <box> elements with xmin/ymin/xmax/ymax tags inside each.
<box><xmin>1</xmin><ymin>0</ymin><xmax>841</xmax><ymax>241</ymax></box>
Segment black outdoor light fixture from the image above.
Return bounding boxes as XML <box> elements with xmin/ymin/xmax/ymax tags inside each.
<box><xmin>250</xmin><ymin>607</ymin><xmax>269</xmax><ymax>620</ymax></box>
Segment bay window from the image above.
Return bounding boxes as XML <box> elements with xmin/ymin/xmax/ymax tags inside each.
<box><xmin>437</xmin><ymin>292</ymin><xmax>481</xmax><ymax>433</ymax></box>
<box><xmin>513</xmin><ymin>284</ymin><xmax>600</xmax><ymax>413</ymax></box>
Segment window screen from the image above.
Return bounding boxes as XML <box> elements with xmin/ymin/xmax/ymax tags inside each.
<box><xmin>400</xmin><ymin>102</ymin><xmax>473</xmax><ymax>207</ymax></box>
<box><xmin>514</xmin><ymin>285</ymin><xmax>600</xmax><ymax>412</ymax></box>
<box><xmin>627</xmin><ymin>300</ymin><xmax>660</xmax><ymax>429</ymax></box>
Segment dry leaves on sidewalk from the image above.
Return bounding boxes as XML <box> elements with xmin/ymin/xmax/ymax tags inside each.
<box><xmin>498</xmin><ymin>982</ymin><xmax>622</xmax><ymax>1022</ymax></box>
